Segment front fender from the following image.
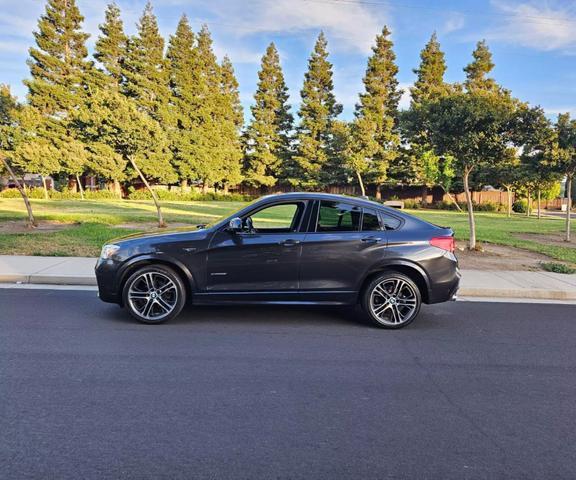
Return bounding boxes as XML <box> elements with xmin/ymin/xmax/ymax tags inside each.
<box><xmin>116</xmin><ymin>253</ymin><xmax>197</xmax><ymax>293</ymax></box>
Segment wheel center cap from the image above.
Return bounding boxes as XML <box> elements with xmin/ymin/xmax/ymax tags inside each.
<box><xmin>389</xmin><ymin>297</ymin><xmax>397</xmax><ymax>305</ymax></box>
<box><xmin>150</xmin><ymin>292</ymin><xmax>157</xmax><ymax>299</ymax></box>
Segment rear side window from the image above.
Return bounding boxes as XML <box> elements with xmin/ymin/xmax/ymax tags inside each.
<box><xmin>380</xmin><ymin>212</ymin><xmax>402</xmax><ymax>230</ymax></box>
<box><xmin>317</xmin><ymin>201</ymin><xmax>361</xmax><ymax>232</ymax></box>
<box><xmin>362</xmin><ymin>209</ymin><xmax>382</xmax><ymax>231</ymax></box>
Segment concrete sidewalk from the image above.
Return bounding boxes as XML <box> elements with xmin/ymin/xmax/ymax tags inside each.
<box><xmin>0</xmin><ymin>255</ymin><xmax>575</xmax><ymax>300</ymax></box>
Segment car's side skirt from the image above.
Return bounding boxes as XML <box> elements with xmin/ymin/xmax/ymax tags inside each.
<box><xmin>192</xmin><ymin>290</ymin><xmax>357</xmax><ymax>305</ymax></box>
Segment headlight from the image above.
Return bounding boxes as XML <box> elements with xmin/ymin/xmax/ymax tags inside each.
<box><xmin>100</xmin><ymin>244</ymin><xmax>120</xmax><ymax>259</ymax></box>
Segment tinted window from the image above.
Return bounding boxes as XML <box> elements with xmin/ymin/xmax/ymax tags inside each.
<box><xmin>381</xmin><ymin>212</ymin><xmax>402</xmax><ymax>230</ymax></box>
<box><xmin>251</xmin><ymin>203</ymin><xmax>301</xmax><ymax>231</ymax></box>
<box><xmin>362</xmin><ymin>209</ymin><xmax>382</xmax><ymax>231</ymax></box>
<box><xmin>317</xmin><ymin>201</ymin><xmax>361</xmax><ymax>232</ymax></box>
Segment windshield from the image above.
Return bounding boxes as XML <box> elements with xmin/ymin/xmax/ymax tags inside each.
<box><xmin>202</xmin><ymin>198</ymin><xmax>261</xmax><ymax>229</ymax></box>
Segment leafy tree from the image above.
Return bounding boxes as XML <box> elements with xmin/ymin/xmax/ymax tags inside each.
<box><xmin>94</xmin><ymin>2</ymin><xmax>128</xmax><ymax>89</ymax></box>
<box><xmin>72</xmin><ymin>90</ymin><xmax>175</xmax><ymax>227</ymax></box>
<box><xmin>424</xmin><ymin>91</ymin><xmax>516</xmax><ymax>249</ymax></box>
<box><xmin>483</xmin><ymin>151</ymin><xmax>521</xmax><ymax>217</ymax></box>
<box><xmin>218</xmin><ymin>55</ymin><xmax>244</xmax><ymax>190</ymax></box>
<box><xmin>349</xmin><ymin>27</ymin><xmax>401</xmax><ymax>197</ymax></box>
<box><xmin>122</xmin><ymin>2</ymin><xmax>170</xmax><ymax>123</ymax></box>
<box><xmin>0</xmin><ymin>85</ymin><xmax>36</xmax><ymax>227</ymax></box>
<box><xmin>292</xmin><ymin>32</ymin><xmax>342</xmax><ymax>189</ymax></box>
<box><xmin>555</xmin><ymin>113</ymin><xmax>576</xmax><ymax>241</ymax></box>
<box><xmin>244</xmin><ymin>43</ymin><xmax>293</xmax><ymax>187</ymax></box>
<box><xmin>410</xmin><ymin>32</ymin><xmax>450</xmax><ymax>107</ymax></box>
<box><xmin>418</xmin><ymin>150</ymin><xmax>459</xmax><ymax>210</ymax></box>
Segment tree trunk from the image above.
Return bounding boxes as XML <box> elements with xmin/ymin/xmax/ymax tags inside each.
<box><xmin>463</xmin><ymin>167</ymin><xmax>476</xmax><ymax>250</ymax></box>
<box><xmin>375</xmin><ymin>184</ymin><xmax>382</xmax><ymax>200</ymax></box>
<box><xmin>526</xmin><ymin>190</ymin><xmax>531</xmax><ymax>217</ymax></box>
<box><xmin>40</xmin><ymin>175</ymin><xmax>49</xmax><ymax>200</ymax></box>
<box><xmin>441</xmin><ymin>186</ymin><xmax>462</xmax><ymax>212</ymax></box>
<box><xmin>202</xmin><ymin>181</ymin><xmax>208</xmax><ymax>194</ymax></box>
<box><xmin>1</xmin><ymin>155</ymin><xmax>37</xmax><ymax>228</ymax></box>
<box><xmin>506</xmin><ymin>186</ymin><xmax>512</xmax><ymax>218</ymax></box>
<box><xmin>421</xmin><ymin>184</ymin><xmax>428</xmax><ymax>206</ymax></box>
<box><xmin>128</xmin><ymin>156</ymin><xmax>166</xmax><ymax>228</ymax></box>
<box><xmin>537</xmin><ymin>188</ymin><xmax>541</xmax><ymax>220</ymax></box>
<box><xmin>180</xmin><ymin>178</ymin><xmax>189</xmax><ymax>192</ymax></box>
<box><xmin>566</xmin><ymin>175</ymin><xmax>572</xmax><ymax>242</ymax></box>
<box><xmin>356</xmin><ymin>171</ymin><xmax>366</xmax><ymax>197</ymax></box>
<box><xmin>76</xmin><ymin>173</ymin><xmax>84</xmax><ymax>200</ymax></box>
<box><xmin>113</xmin><ymin>179</ymin><xmax>122</xmax><ymax>197</ymax></box>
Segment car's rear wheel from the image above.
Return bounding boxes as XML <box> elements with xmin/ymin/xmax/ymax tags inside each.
<box><xmin>122</xmin><ymin>265</ymin><xmax>186</xmax><ymax>324</ymax></box>
<box><xmin>362</xmin><ymin>272</ymin><xmax>421</xmax><ymax>329</ymax></box>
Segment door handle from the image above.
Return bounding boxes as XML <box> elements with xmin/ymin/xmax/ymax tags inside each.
<box><xmin>361</xmin><ymin>236</ymin><xmax>382</xmax><ymax>244</ymax></box>
<box><xmin>279</xmin><ymin>239</ymin><xmax>301</xmax><ymax>246</ymax></box>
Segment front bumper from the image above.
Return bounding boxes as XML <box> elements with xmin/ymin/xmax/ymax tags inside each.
<box><xmin>95</xmin><ymin>258</ymin><xmax>121</xmax><ymax>304</ymax></box>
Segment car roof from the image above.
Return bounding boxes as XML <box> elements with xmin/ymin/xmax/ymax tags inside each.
<box><xmin>258</xmin><ymin>192</ymin><xmax>392</xmax><ymax>211</ymax></box>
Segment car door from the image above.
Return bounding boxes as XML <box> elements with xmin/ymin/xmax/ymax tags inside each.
<box><xmin>299</xmin><ymin>201</ymin><xmax>388</xmax><ymax>296</ymax></box>
<box><xmin>205</xmin><ymin>201</ymin><xmax>308</xmax><ymax>294</ymax></box>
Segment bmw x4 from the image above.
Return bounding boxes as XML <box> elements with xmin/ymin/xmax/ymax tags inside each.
<box><xmin>96</xmin><ymin>193</ymin><xmax>460</xmax><ymax>328</ymax></box>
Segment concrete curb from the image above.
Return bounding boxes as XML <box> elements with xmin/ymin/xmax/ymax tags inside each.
<box><xmin>0</xmin><ymin>274</ymin><xmax>97</xmax><ymax>286</ymax></box>
<box><xmin>1</xmin><ymin>274</ymin><xmax>574</xmax><ymax>301</ymax></box>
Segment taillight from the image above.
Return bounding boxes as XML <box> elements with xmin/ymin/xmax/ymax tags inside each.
<box><xmin>430</xmin><ymin>236</ymin><xmax>455</xmax><ymax>253</ymax></box>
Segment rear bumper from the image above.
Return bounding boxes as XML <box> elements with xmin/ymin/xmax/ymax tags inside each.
<box><xmin>427</xmin><ymin>265</ymin><xmax>460</xmax><ymax>304</ymax></box>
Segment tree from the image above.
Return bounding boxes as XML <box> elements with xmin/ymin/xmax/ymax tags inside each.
<box><xmin>94</xmin><ymin>2</ymin><xmax>128</xmax><ymax>89</ymax></box>
<box><xmin>218</xmin><ymin>55</ymin><xmax>244</xmax><ymax>191</ymax></box>
<box><xmin>406</xmin><ymin>33</ymin><xmax>452</xmax><ymax>203</ymax></box>
<box><xmin>0</xmin><ymin>85</ymin><xmax>36</xmax><ymax>227</ymax></box>
<box><xmin>410</xmin><ymin>32</ymin><xmax>450</xmax><ymax>107</ymax></box>
<box><xmin>122</xmin><ymin>2</ymin><xmax>170</xmax><ymax>123</ymax></box>
<box><xmin>464</xmin><ymin>40</ymin><xmax>500</xmax><ymax>93</ymax></box>
<box><xmin>72</xmin><ymin>90</ymin><xmax>176</xmax><ymax>227</ymax></box>
<box><xmin>349</xmin><ymin>27</ymin><xmax>401</xmax><ymax>198</ymax></box>
<box><xmin>425</xmin><ymin>91</ymin><xmax>516</xmax><ymax>249</ymax></box>
<box><xmin>555</xmin><ymin>113</ymin><xmax>576</xmax><ymax>241</ymax></box>
<box><xmin>244</xmin><ymin>43</ymin><xmax>293</xmax><ymax>188</ymax></box>
<box><xmin>166</xmin><ymin>14</ymin><xmax>196</xmax><ymax>189</ymax></box>
<box><xmin>292</xmin><ymin>32</ymin><xmax>342</xmax><ymax>189</ymax></box>
<box><xmin>24</xmin><ymin>0</ymin><xmax>92</xmax><ymax>193</ymax></box>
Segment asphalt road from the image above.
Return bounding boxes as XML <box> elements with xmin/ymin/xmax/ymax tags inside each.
<box><xmin>1</xmin><ymin>289</ymin><xmax>575</xmax><ymax>480</ymax></box>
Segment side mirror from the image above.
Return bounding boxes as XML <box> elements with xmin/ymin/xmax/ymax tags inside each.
<box><xmin>227</xmin><ymin>217</ymin><xmax>243</xmax><ymax>233</ymax></box>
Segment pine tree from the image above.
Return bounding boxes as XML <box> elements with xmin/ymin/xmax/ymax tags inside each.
<box><xmin>94</xmin><ymin>2</ymin><xmax>127</xmax><ymax>88</ymax></box>
<box><xmin>166</xmin><ymin>14</ymin><xmax>196</xmax><ymax>188</ymax></box>
<box><xmin>123</xmin><ymin>2</ymin><xmax>170</xmax><ymax>123</ymax></box>
<box><xmin>464</xmin><ymin>40</ymin><xmax>499</xmax><ymax>93</ymax></box>
<box><xmin>25</xmin><ymin>0</ymin><xmax>91</xmax><ymax>115</ymax></box>
<box><xmin>350</xmin><ymin>26</ymin><xmax>401</xmax><ymax>197</ymax></box>
<box><xmin>292</xmin><ymin>32</ymin><xmax>342</xmax><ymax>189</ymax></box>
<box><xmin>218</xmin><ymin>55</ymin><xmax>244</xmax><ymax>190</ymax></box>
<box><xmin>410</xmin><ymin>33</ymin><xmax>449</xmax><ymax>107</ymax></box>
<box><xmin>244</xmin><ymin>43</ymin><xmax>293</xmax><ymax>187</ymax></box>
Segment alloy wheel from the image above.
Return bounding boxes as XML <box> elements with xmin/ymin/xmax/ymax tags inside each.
<box><xmin>369</xmin><ymin>277</ymin><xmax>418</xmax><ymax>326</ymax></box>
<box><xmin>127</xmin><ymin>271</ymin><xmax>178</xmax><ymax>321</ymax></box>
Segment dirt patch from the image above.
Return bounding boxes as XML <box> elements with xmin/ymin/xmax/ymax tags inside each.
<box><xmin>514</xmin><ymin>232</ymin><xmax>576</xmax><ymax>248</ymax></box>
<box><xmin>456</xmin><ymin>243</ymin><xmax>557</xmax><ymax>271</ymax></box>
<box><xmin>0</xmin><ymin>220</ymin><xmax>77</xmax><ymax>234</ymax></box>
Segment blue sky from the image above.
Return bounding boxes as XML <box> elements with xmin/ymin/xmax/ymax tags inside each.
<box><xmin>1</xmin><ymin>0</ymin><xmax>575</xmax><ymax>120</ymax></box>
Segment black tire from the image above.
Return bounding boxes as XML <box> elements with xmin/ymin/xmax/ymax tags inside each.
<box><xmin>361</xmin><ymin>272</ymin><xmax>422</xmax><ymax>329</ymax></box>
<box><xmin>122</xmin><ymin>264</ymin><xmax>186</xmax><ymax>324</ymax></box>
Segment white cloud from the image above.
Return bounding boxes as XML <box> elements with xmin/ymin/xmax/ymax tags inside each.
<box><xmin>188</xmin><ymin>0</ymin><xmax>388</xmax><ymax>54</ymax></box>
<box><xmin>441</xmin><ymin>12</ymin><xmax>466</xmax><ymax>35</ymax></box>
<box><xmin>487</xmin><ymin>0</ymin><xmax>576</xmax><ymax>52</ymax></box>
<box><xmin>543</xmin><ymin>106</ymin><xmax>576</xmax><ymax>117</ymax></box>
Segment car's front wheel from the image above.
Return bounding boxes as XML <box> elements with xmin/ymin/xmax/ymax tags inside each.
<box><xmin>122</xmin><ymin>265</ymin><xmax>186</xmax><ymax>324</ymax></box>
<box><xmin>362</xmin><ymin>272</ymin><xmax>421</xmax><ymax>329</ymax></box>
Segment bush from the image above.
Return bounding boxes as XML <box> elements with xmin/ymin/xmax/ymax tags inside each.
<box><xmin>540</xmin><ymin>262</ymin><xmax>576</xmax><ymax>275</ymax></box>
<box><xmin>403</xmin><ymin>199</ymin><xmax>421</xmax><ymax>209</ymax></box>
<box><xmin>1</xmin><ymin>187</ymin><xmax>122</xmax><ymax>200</ymax></box>
<box><xmin>475</xmin><ymin>202</ymin><xmax>499</xmax><ymax>212</ymax></box>
<box><xmin>512</xmin><ymin>199</ymin><xmax>528</xmax><ymax>213</ymax></box>
<box><xmin>127</xmin><ymin>188</ymin><xmax>253</xmax><ymax>202</ymax></box>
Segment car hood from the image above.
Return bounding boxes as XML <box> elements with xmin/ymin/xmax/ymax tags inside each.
<box><xmin>112</xmin><ymin>225</ymin><xmax>209</xmax><ymax>244</ymax></box>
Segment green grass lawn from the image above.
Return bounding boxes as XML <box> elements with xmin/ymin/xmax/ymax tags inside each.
<box><xmin>0</xmin><ymin>197</ymin><xmax>574</xmax><ymax>262</ymax></box>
